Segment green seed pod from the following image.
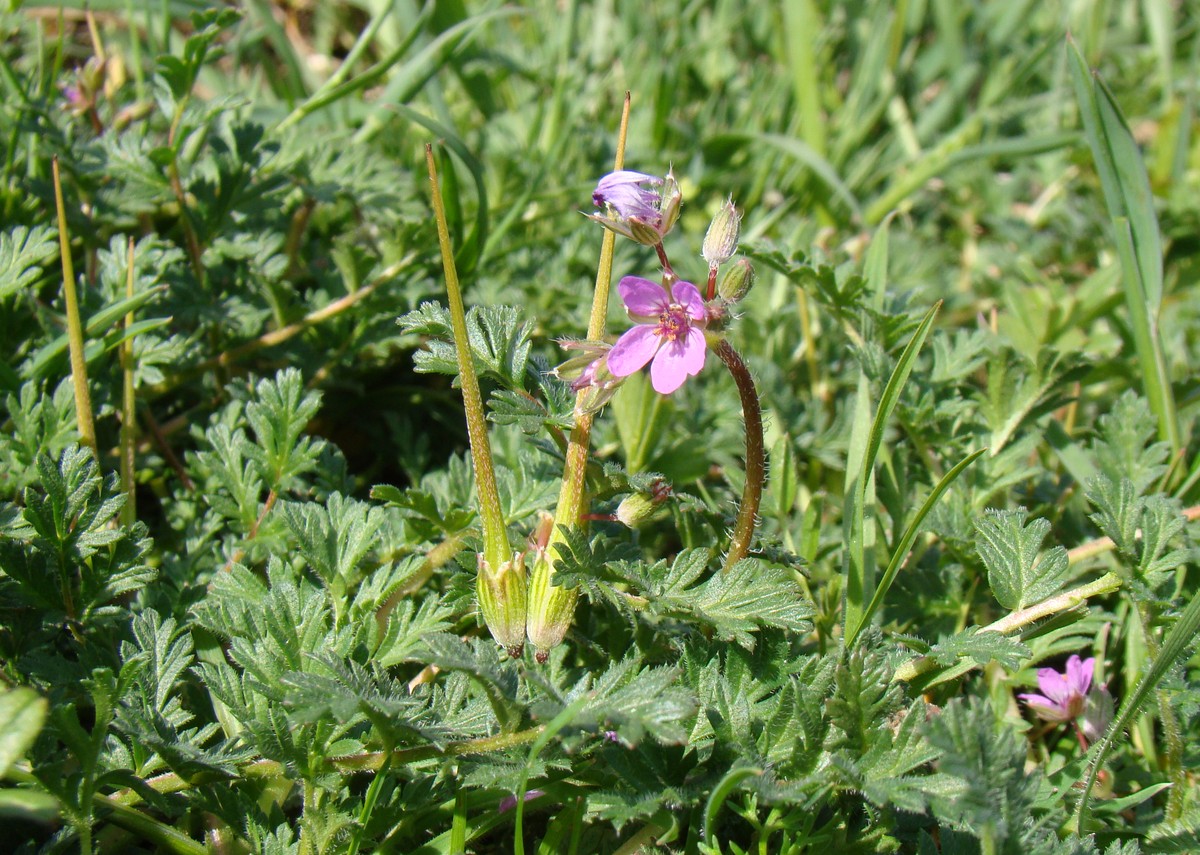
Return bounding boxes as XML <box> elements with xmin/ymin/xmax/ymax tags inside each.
<box><xmin>525</xmin><ymin>550</ymin><xmax>578</xmax><ymax>663</ymax></box>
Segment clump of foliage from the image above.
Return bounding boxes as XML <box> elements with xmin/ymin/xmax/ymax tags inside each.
<box><xmin>1</xmin><ymin>3</ymin><xmax>1199</xmax><ymax>854</ymax></box>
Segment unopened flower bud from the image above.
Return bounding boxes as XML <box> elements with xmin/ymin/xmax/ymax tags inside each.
<box><xmin>717</xmin><ymin>258</ymin><xmax>755</xmax><ymax>302</ymax></box>
<box><xmin>658</xmin><ymin>170</ymin><xmax>682</xmax><ymax>238</ymax></box>
<box><xmin>477</xmin><ymin>552</ymin><xmax>528</xmax><ymax>658</ymax></box>
<box><xmin>702</xmin><ymin>199</ymin><xmax>741</xmax><ymax>268</ymax></box>
<box><xmin>615</xmin><ymin>479</ymin><xmax>672</xmax><ymax>528</ymax></box>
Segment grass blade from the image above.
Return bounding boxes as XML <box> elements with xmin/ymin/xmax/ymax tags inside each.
<box><xmin>1067</xmin><ymin>37</ymin><xmax>1179</xmax><ymax>455</ymax></box>
<box><xmin>851</xmin><ymin>447</ymin><xmax>987</xmax><ymax>647</ymax></box>
<box><xmin>843</xmin><ymin>302</ymin><xmax>940</xmax><ymax>645</ymax></box>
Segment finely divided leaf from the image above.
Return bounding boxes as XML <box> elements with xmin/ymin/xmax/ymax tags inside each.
<box><xmin>0</xmin><ymin>225</ymin><xmax>57</xmax><ymax>300</ymax></box>
<box><xmin>928</xmin><ymin>627</ymin><xmax>1030</xmax><ymax>670</ymax></box>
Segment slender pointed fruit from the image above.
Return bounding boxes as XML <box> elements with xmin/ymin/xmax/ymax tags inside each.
<box><xmin>529</xmin><ymin>93</ymin><xmax>631</xmax><ymax>658</ymax></box>
<box><xmin>425</xmin><ymin>145</ymin><xmax>524</xmax><ymax>653</ymax></box>
<box><xmin>52</xmin><ymin>157</ymin><xmax>96</xmax><ymax>454</ymax></box>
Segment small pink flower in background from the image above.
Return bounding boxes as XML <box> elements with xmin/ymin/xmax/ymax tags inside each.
<box><xmin>1019</xmin><ymin>654</ymin><xmax>1114</xmax><ymax>746</ymax></box>
<box><xmin>607</xmin><ymin>276</ymin><xmax>707</xmax><ymax>395</ymax></box>
<box><xmin>1020</xmin><ymin>655</ymin><xmax>1094</xmax><ymax>722</ymax></box>
<box><xmin>498</xmin><ymin>789</ymin><xmax>544</xmax><ymax>814</ymax></box>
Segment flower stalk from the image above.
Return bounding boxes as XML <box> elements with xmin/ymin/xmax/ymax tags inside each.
<box><xmin>714</xmin><ymin>339</ymin><xmax>765</xmax><ymax>571</ymax></box>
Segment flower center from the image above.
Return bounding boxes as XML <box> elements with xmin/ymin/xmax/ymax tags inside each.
<box><xmin>656</xmin><ymin>304</ymin><xmax>689</xmax><ymax>341</ymax></box>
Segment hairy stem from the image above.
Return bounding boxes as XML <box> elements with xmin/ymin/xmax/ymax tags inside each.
<box><xmin>715</xmin><ymin>339</ymin><xmax>765</xmax><ymax>571</ymax></box>
<box><xmin>894</xmin><ymin>572</ymin><xmax>1123</xmax><ymax>683</ymax></box>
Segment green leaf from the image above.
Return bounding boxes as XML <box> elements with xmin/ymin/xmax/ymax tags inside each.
<box><xmin>416</xmin><ymin>634</ymin><xmax>522</xmax><ymax>733</ymax></box>
<box><xmin>654</xmin><ymin>551</ymin><xmax>814</xmax><ymax>650</ymax></box>
<box><xmin>1085</xmin><ymin>476</ymin><xmax>1191</xmax><ymax>589</ymax></box>
<box><xmin>0</xmin><ymin>687</ymin><xmax>47</xmax><ymax>777</ymax></box>
<box><xmin>975</xmin><ymin>508</ymin><xmax>1070</xmax><ymax>610</ymax></box>
<box><xmin>280</xmin><ymin>493</ymin><xmax>386</xmax><ymax>594</ymax></box>
<box><xmin>927</xmin><ymin>627</ymin><xmax>1030</xmax><ymax>670</ymax></box>
<box><xmin>0</xmin><ymin>225</ymin><xmax>57</xmax><ymax>300</ymax></box>
<box><xmin>243</xmin><ymin>368</ymin><xmax>325</xmax><ymax>490</ymax></box>
<box><xmin>400</xmin><ymin>302</ymin><xmax>533</xmax><ymax>389</ymax></box>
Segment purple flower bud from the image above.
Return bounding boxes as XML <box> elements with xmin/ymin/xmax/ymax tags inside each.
<box><xmin>498</xmin><ymin>789</ymin><xmax>544</xmax><ymax>814</ymax></box>
<box><xmin>589</xmin><ymin>169</ymin><xmax>681</xmax><ymax>246</ymax></box>
<box><xmin>593</xmin><ymin>171</ymin><xmax>662</xmax><ymax>221</ymax></box>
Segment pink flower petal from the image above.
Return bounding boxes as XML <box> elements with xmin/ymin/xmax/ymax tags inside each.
<box><xmin>619</xmin><ymin>277</ymin><xmax>669</xmax><ymax>316</ymax></box>
<box><xmin>599</xmin><ymin>170</ymin><xmax>659</xmax><ymax>188</ymax></box>
<box><xmin>649</xmin><ymin>329</ymin><xmax>705</xmax><ymax>394</ymax></box>
<box><xmin>1066</xmin><ymin>656</ymin><xmax>1093</xmax><ymax>696</ymax></box>
<box><xmin>1019</xmin><ymin>693</ymin><xmax>1072</xmax><ymax>722</ymax></box>
<box><xmin>607</xmin><ymin>324</ymin><xmax>660</xmax><ymax>377</ymax></box>
<box><xmin>671</xmin><ymin>281</ymin><xmax>707</xmax><ymax>321</ymax></box>
<box><xmin>679</xmin><ymin>326</ymin><xmax>707</xmax><ymax>375</ymax></box>
<box><xmin>1036</xmin><ymin>668</ymin><xmax>1070</xmax><ymax>705</ymax></box>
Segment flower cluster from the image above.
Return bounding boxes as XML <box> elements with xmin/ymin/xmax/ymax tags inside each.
<box><xmin>560</xmin><ymin>169</ymin><xmax>754</xmax><ymax>408</ymax></box>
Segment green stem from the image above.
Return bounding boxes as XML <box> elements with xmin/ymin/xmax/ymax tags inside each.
<box><xmin>552</xmin><ymin>93</ymin><xmax>632</xmax><ymax>529</ymax></box>
<box><xmin>166</xmin><ymin>101</ymin><xmax>205</xmax><ymax>286</ymax></box>
<box><xmin>1136</xmin><ymin>602</ymin><xmax>1186</xmax><ymax>818</ymax></box>
<box><xmin>52</xmin><ymin>157</ymin><xmax>96</xmax><ymax>454</ymax></box>
<box><xmin>715</xmin><ymin>339</ymin><xmax>765</xmax><ymax>571</ymax></box>
<box><xmin>894</xmin><ymin>572</ymin><xmax>1123</xmax><ymax>683</ymax></box>
<box><xmin>425</xmin><ymin>145</ymin><xmax>510</xmax><ymax>571</ymax></box>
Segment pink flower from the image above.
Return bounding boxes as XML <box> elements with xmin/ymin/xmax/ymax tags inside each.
<box><xmin>1019</xmin><ymin>655</ymin><xmax>1094</xmax><ymax>723</ymax></box>
<box><xmin>607</xmin><ymin>277</ymin><xmax>707</xmax><ymax>395</ymax></box>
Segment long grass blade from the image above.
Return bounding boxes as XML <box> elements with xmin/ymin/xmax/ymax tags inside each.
<box><xmin>850</xmin><ymin>447</ymin><xmax>987</xmax><ymax>647</ymax></box>
<box><xmin>1067</xmin><ymin>38</ymin><xmax>1179</xmax><ymax>455</ymax></box>
<box><xmin>843</xmin><ymin>302</ymin><xmax>941</xmax><ymax>644</ymax></box>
